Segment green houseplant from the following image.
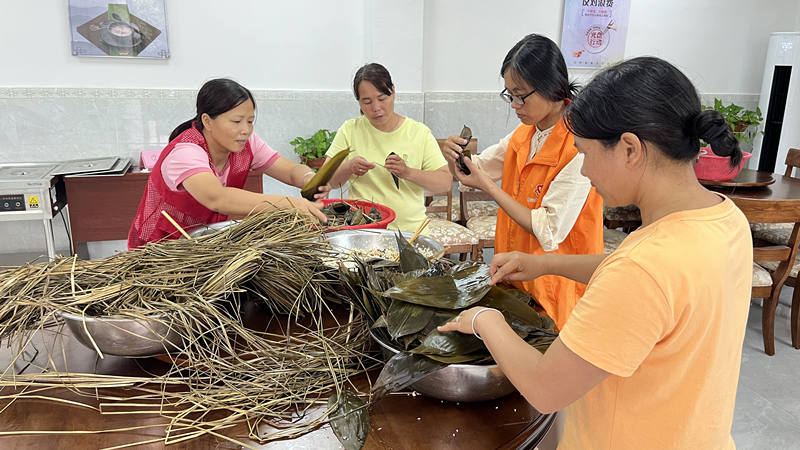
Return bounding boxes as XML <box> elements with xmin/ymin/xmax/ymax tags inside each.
<box><xmin>291</xmin><ymin>129</ymin><xmax>337</xmax><ymax>169</ymax></box>
<box><xmin>702</xmin><ymin>98</ymin><xmax>764</xmax><ymax>144</ymax></box>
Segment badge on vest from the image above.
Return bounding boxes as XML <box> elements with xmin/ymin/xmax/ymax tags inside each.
<box><xmin>534</xmin><ymin>184</ymin><xmax>543</xmax><ymax>197</ymax></box>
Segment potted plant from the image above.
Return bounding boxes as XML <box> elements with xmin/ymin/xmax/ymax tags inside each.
<box><xmin>290</xmin><ymin>129</ymin><xmax>337</xmax><ymax>170</ymax></box>
<box><xmin>702</xmin><ymin>98</ymin><xmax>764</xmax><ymax>145</ymax></box>
<box><xmin>695</xmin><ymin>99</ymin><xmax>764</xmax><ymax>181</ymax></box>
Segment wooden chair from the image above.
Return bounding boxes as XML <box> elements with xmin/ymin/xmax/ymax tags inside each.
<box><xmin>603</xmin><ymin>203</ymin><xmax>642</xmax><ymax>231</ymax></box>
<box><xmin>735</xmin><ymin>197</ymin><xmax>800</xmax><ymax>355</ymax></box>
<box><xmin>426</xmin><ymin>139</ymin><xmax>497</xmax><ymax>224</ymax></box>
<box><xmin>750</xmin><ymin>147</ymin><xmax>800</xmax><ymax>352</ymax></box>
<box><xmin>459</xmin><ymin>188</ymin><xmax>497</xmax><ymax>262</ymax></box>
<box><xmin>602</xmin><ymin>227</ymin><xmax>629</xmax><ymax>254</ymax></box>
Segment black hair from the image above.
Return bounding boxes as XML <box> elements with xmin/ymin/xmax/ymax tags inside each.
<box><xmin>169</xmin><ymin>78</ymin><xmax>256</xmax><ymax>142</ymax></box>
<box><xmin>352</xmin><ymin>63</ymin><xmax>394</xmax><ymax>115</ymax></box>
<box><xmin>501</xmin><ymin>34</ymin><xmax>579</xmax><ymax>102</ymax></box>
<box><xmin>565</xmin><ymin>56</ymin><xmax>741</xmax><ymax>168</ymax></box>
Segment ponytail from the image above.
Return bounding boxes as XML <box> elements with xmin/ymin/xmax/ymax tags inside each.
<box><xmin>169</xmin><ymin>118</ymin><xmax>197</xmax><ymax>142</ymax></box>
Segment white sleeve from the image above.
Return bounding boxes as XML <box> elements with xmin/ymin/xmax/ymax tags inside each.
<box><xmin>458</xmin><ymin>129</ymin><xmax>516</xmax><ymax>192</ymax></box>
<box><xmin>530</xmin><ymin>153</ymin><xmax>593</xmax><ymax>252</ymax></box>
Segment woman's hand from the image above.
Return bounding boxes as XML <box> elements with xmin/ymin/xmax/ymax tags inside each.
<box><xmin>288</xmin><ymin>197</ymin><xmax>328</xmax><ymax>223</ymax></box>
<box><xmin>490</xmin><ymin>252</ymin><xmax>548</xmax><ymax>285</ymax></box>
<box><xmin>313</xmin><ymin>183</ymin><xmax>332</xmax><ymax>200</ymax></box>
<box><xmin>437</xmin><ymin>306</ymin><xmax>504</xmax><ymax>335</ymax></box>
<box><xmin>441</xmin><ymin>135</ymin><xmax>468</xmax><ymax>163</ymax></box>
<box><xmin>384</xmin><ymin>153</ymin><xmax>410</xmax><ymax>179</ymax></box>
<box><xmin>350</xmin><ymin>156</ymin><xmax>375</xmax><ymax>177</ymax></box>
<box><xmin>454</xmin><ymin>156</ymin><xmax>492</xmax><ymax>191</ymax></box>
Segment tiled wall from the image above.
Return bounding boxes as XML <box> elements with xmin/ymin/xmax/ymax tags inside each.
<box><xmin>0</xmin><ymin>88</ymin><xmax>757</xmax><ymax>257</ymax></box>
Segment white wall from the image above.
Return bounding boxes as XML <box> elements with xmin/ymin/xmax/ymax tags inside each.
<box><xmin>2</xmin><ymin>0</ymin><xmax>798</xmax><ymax>94</ymax></box>
<box><xmin>0</xmin><ymin>0</ymin><xmax>368</xmax><ymax>90</ymax></box>
<box><xmin>422</xmin><ymin>0</ymin><xmax>798</xmax><ymax>95</ymax></box>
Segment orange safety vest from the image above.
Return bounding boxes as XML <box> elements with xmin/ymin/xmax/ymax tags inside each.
<box><xmin>494</xmin><ymin>120</ymin><xmax>604</xmax><ymax>330</ymax></box>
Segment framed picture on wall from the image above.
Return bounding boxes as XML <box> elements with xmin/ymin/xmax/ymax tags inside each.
<box><xmin>68</xmin><ymin>0</ymin><xmax>170</xmax><ymax>58</ymax></box>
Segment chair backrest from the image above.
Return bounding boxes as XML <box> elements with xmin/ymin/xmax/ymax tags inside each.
<box><xmin>734</xmin><ymin>197</ymin><xmax>800</xmax><ymax>287</ymax></box>
<box><xmin>785</xmin><ymin>148</ymin><xmax>800</xmax><ymax>177</ymax></box>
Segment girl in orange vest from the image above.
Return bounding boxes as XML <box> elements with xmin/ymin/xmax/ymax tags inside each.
<box><xmin>441</xmin><ymin>34</ymin><xmax>604</xmax><ymax>330</ymax></box>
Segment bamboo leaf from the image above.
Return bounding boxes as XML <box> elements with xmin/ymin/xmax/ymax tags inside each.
<box><xmin>409</xmin><ymin>327</ymin><xmax>487</xmax><ymax>357</ymax></box>
<box><xmin>382</xmin><ymin>263</ymin><xmax>491</xmax><ymax>309</ymax></box>
<box><xmin>371</xmin><ymin>351</ymin><xmax>446</xmax><ymax>402</ymax></box>
<box><xmin>328</xmin><ymin>390</ymin><xmax>369</xmax><ymax>450</ymax></box>
<box><xmin>394</xmin><ymin>232</ymin><xmax>428</xmax><ymax>273</ymax></box>
<box><xmin>385</xmin><ymin>300</ymin><xmax>436</xmax><ymax>339</ymax></box>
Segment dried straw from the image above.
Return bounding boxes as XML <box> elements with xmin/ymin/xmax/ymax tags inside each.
<box><xmin>0</xmin><ymin>209</ymin><xmax>380</xmax><ymax>448</ymax></box>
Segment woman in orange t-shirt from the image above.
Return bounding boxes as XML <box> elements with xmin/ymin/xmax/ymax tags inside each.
<box><xmin>440</xmin><ymin>34</ymin><xmax>603</xmax><ymax>330</ymax></box>
<box><xmin>440</xmin><ymin>57</ymin><xmax>751</xmax><ymax>449</ymax></box>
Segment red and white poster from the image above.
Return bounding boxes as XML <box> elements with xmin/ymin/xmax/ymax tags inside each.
<box><xmin>560</xmin><ymin>0</ymin><xmax>631</xmax><ymax>68</ymax></box>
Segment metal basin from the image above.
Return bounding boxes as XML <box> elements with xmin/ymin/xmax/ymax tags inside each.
<box><xmin>324</xmin><ymin>229</ymin><xmax>444</xmax><ymax>260</ymax></box>
<box><xmin>60</xmin><ymin>311</ymin><xmax>182</xmax><ymax>357</ymax></box>
<box><xmin>187</xmin><ymin>220</ymin><xmax>240</xmax><ymax>238</ymax></box>
<box><xmin>371</xmin><ymin>331</ymin><xmax>517</xmax><ymax>402</ymax></box>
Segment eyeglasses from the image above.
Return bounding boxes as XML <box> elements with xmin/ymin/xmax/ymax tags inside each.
<box><xmin>499</xmin><ymin>88</ymin><xmax>536</xmax><ymax>105</ymax></box>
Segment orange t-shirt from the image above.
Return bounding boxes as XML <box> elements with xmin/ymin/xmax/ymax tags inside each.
<box><xmin>558</xmin><ymin>195</ymin><xmax>751</xmax><ymax>450</ymax></box>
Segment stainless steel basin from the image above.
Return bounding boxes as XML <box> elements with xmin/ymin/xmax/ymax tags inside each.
<box><xmin>372</xmin><ymin>330</ymin><xmax>517</xmax><ymax>402</ymax></box>
<box><xmin>60</xmin><ymin>311</ymin><xmax>183</xmax><ymax>357</ymax></box>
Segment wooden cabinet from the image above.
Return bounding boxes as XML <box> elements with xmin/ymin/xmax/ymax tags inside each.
<box><xmin>64</xmin><ymin>168</ymin><xmax>263</xmax><ymax>254</ymax></box>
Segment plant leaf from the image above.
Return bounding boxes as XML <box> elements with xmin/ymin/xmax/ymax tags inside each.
<box><xmin>383</xmin><ymin>262</ymin><xmax>491</xmax><ymax>309</ymax></box>
<box><xmin>386</xmin><ymin>299</ymin><xmax>437</xmax><ymax>339</ymax></box>
<box><xmin>409</xmin><ymin>327</ymin><xmax>487</xmax><ymax>356</ymax></box>
<box><xmin>475</xmin><ymin>286</ymin><xmax>557</xmax><ymax>334</ymax></box>
<box><xmin>371</xmin><ymin>351</ymin><xmax>446</xmax><ymax>402</ymax></box>
<box><xmin>394</xmin><ymin>231</ymin><xmax>428</xmax><ymax>273</ymax></box>
<box><xmin>328</xmin><ymin>390</ymin><xmax>369</xmax><ymax>450</ymax></box>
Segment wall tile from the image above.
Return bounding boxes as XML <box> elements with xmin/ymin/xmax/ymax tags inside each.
<box><xmin>0</xmin><ymin>87</ymin><xmax>756</xmax><ymax>255</ymax></box>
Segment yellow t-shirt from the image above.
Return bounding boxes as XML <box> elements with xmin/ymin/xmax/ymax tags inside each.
<box><xmin>327</xmin><ymin>116</ymin><xmax>447</xmax><ymax>233</ymax></box>
<box><xmin>558</xmin><ymin>195</ymin><xmax>751</xmax><ymax>450</ymax></box>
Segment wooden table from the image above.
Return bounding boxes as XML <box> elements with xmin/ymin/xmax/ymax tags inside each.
<box><xmin>0</xmin><ymin>309</ymin><xmax>554</xmax><ymax>449</ymax></box>
<box><xmin>702</xmin><ymin>169</ymin><xmax>800</xmax><ymax>201</ymax></box>
<box><xmin>63</xmin><ymin>168</ymin><xmax>264</xmax><ymax>258</ymax></box>
<box><xmin>698</xmin><ymin>169</ymin><xmax>776</xmax><ymax>188</ymax></box>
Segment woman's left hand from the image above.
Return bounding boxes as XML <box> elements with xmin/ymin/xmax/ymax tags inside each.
<box><xmin>454</xmin><ymin>156</ymin><xmax>491</xmax><ymax>191</ymax></box>
<box><xmin>437</xmin><ymin>306</ymin><xmax>503</xmax><ymax>335</ymax></box>
<box><xmin>384</xmin><ymin>153</ymin><xmax>410</xmax><ymax>179</ymax></box>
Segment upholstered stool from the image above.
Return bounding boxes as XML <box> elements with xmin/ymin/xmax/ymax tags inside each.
<box><xmin>427</xmin><ymin>197</ymin><xmax>498</xmax><ymax>222</ymax></box>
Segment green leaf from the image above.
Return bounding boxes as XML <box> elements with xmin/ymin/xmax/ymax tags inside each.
<box><xmin>386</xmin><ymin>299</ymin><xmax>437</xmax><ymax>339</ymax></box>
<box><xmin>371</xmin><ymin>351</ymin><xmax>446</xmax><ymax>402</ymax></box>
<box><xmin>328</xmin><ymin>390</ymin><xmax>369</xmax><ymax>450</ymax></box>
<box><xmin>382</xmin><ymin>262</ymin><xmax>492</xmax><ymax>309</ymax></box>
<box><xmin>409</xmin><ymin>327</ymin><xmax>487</xmax><ymax>356</ymax></box>
<box><xmin>394</xmin><ymin>231</ymin><xmax>429</xmax><ymax>273</ymax></box>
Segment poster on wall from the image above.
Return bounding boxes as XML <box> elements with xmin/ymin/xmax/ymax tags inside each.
<box><xmin>560</xmin><ymin>0</ymin><xmax>630</xmax><ymax>68</ymax></box>
<box><xmin>68</xmin><ymin>0</ymin><xmax>170</xmax><ymax>58</ymax></box>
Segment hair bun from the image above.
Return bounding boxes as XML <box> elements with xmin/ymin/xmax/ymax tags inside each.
<box><xmin>690</xmin><ymin>109</ymin><xmax>741</xmax><ymax>166</ymax></box>
<box><xmin>699</xmin><ymin>122</ymin><xmax>728</xmax><ymax>147</ymax></box>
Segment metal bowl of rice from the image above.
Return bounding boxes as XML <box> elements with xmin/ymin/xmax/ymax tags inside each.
<box><xmin>323</xmin><ymin>229</ymin><xmax>444</xmax><ymax>262</ymax></box>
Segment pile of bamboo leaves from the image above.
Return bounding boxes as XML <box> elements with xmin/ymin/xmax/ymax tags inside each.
<box><xmin>0</xmin><ymin>209</ymin><xmax>380</xmax><ymax>449</ymax></box>
<box><xmin>339</xmin><ymin>231</ymin><xmax>558</xmax><ymax>405</ymax></box>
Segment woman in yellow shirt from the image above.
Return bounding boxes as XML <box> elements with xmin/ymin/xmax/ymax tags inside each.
<box><xmin>326</xmin><ymin>63</ymin><xmax>451</xmax><ymax>233</ymax></box>
<box><xmin>440</xmin><ymin>57</ymin><xmax>751</xmax><ymax>449</ymax></box>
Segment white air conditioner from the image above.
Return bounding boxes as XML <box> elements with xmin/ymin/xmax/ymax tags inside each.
<box><xmin>751</xmin><ymin>32</ymin><xmax>800</xmax><ymax>175</ymax></box>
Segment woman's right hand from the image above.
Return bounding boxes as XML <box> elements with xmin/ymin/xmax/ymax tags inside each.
<box><xmin>350</xmin><ymin>156</ymin><xmax>375</xmax><ymax>177</ymax></box>
<box><xmin>441</xmin><ymin>135</ymin><xmax>469</xmax><ymax>163</ymax></box>
<box><xmin>489</xmin><ymin>252</ymin><xmax>548</xmax><ymax>285</ymax></box>
<box><xmin>290</xmin><ymin>197</ymin><xmax>328</xmax><ymax>223</ymax></box>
